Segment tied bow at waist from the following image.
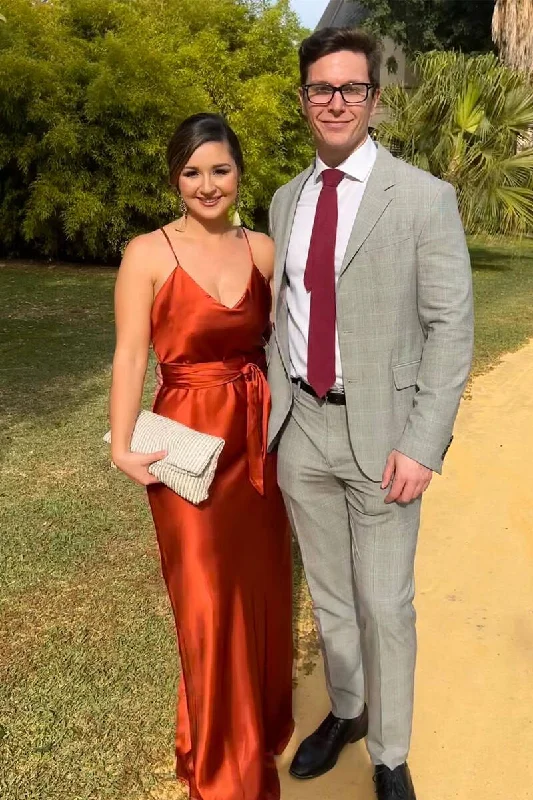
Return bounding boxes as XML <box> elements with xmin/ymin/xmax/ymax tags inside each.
<box><xmin>159</xmin><ymin>357</ymin><xmax>270</xmax><ymax>495</ymax></box>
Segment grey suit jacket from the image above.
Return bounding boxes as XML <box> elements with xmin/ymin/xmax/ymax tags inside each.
<box><xmin>267</xmin><ymin>144</ymin><xmax>474</xmax><ymax>481</ymax></box>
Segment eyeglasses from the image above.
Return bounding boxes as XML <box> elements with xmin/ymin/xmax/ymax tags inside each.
<box><xmin>303</xmin><ymin>82</ymin><xmax>375</xmax><ymax>106</ymax></box>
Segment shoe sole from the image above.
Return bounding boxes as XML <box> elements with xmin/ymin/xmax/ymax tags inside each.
<box><xmin>288</xmin><ymin>728</ymin><xmax>368</xmax><ymax>780</ymax></box>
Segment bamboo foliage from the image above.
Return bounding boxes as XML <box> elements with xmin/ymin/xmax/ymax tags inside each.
<box><xmin>492</xmin><ymin>0</ymin><xmax>533</xmax><ymax>76</ymax></box>
<box><xmin>0</xmin><ymin>0</ymin><xmax>310</xmax><ymax>260</ymax></box>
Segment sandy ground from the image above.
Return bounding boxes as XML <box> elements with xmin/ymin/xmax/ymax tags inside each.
<box><xmin>152</xmin><ymin>340</ymin><xmax>533</xmax><ymax>800</ymax></box>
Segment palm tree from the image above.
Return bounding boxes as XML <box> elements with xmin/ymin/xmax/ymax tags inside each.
<box><xmin>492</xmin><ymin>0</ymin><xmax>533</xmax><ymax>77</ymax></box>
<box><xmin>377</xmin><ymin>51</ymin><xmax>533</xmax><ymax>236</ymax></box>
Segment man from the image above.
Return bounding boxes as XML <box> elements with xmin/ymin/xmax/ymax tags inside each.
<box><xmin>267</xmin><ymin>27</ymin><xmax>474</xmax><ymax>800</ymax></box>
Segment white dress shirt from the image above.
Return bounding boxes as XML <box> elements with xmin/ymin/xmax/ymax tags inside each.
<box><xmin>286</xmin><ymin>136</ymin><xmax>377</xmax><ymax>388</ymax></box>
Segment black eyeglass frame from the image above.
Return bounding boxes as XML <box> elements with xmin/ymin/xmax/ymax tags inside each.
<box><xmin>302</xmin><ymin>82</ymin><xmax>376</xmax><ymax>106</ymax></box>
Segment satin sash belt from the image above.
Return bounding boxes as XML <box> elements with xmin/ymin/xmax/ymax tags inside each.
<box><xmin>160</xmin><ymin>357</ymin><xmax>270</xmax><ymax>495</ymax></box>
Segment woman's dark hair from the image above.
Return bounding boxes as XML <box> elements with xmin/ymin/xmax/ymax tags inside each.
<box><xmin>299</xmin><ymin>27</ymin><xmax>382</xmax><ymax>89</ymax></box>
<box><xmin>167</xmin><ymin>113</ymin><xmax>245</xmax><ymax>187</ymax></box>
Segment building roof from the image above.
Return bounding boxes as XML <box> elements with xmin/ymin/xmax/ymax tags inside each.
<box><xmin>316</xmin><ymin>0</ymin><xmax>369</xmax><ymax>29</ymax></box>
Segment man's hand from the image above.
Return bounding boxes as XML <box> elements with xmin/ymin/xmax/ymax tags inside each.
<box><xmin>381</xmin><ymin>450</ymin><xmax>433</xmax><ymax>504</ymax></box>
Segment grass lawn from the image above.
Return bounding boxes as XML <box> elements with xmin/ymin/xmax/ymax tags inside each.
<box><xmin>1</xmin><ymin>235</ymin><xmax>532</xmax><ymax>800</ymax></box>
<box><xmin>468</xmin><ymin>236</ymin><xmax>533</xmax><ymax>374</ymax></box>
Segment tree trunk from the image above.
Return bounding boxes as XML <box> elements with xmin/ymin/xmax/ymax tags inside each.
<box><xmin>492</xmin><ymin>0</ymin><xmax>533</xmax><ymax>77</ymax></box>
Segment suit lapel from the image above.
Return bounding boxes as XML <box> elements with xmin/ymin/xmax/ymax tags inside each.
<box><xmin>274</xmin><ymin>165</ymin><xmax>314</xmax><ymax>301</ymax></box>
<box><xmin>271</xmin><ymin>165</ymin><xmax>313</xmax><ymax>378</ymax></box>
<box><xmin>339</xmin><ymin>144</ymin><xmax>397</xmax><ymax>277</ymax></box>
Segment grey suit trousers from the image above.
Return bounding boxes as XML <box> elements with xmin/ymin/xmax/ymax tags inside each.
<box><xmin>277</xmin><ymin>384</ymin><xmax>421</xmax><ymax>769</ymax></box>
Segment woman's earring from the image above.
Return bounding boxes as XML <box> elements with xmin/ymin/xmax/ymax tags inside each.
<box><xmin>179</xmin><ymin>195</ymin><xmax>188</xmax><ymax>218</ymax></box>
<box><xmin>232</xmin><ymin>187</ymin><xmax>241</xmax><ymax>226</ymax></box>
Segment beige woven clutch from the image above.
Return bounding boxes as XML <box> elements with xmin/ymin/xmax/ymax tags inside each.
<box><xmin>104</xmin><ymin>410</ymin><xmax>225</xmax><ymax>504</ymax></box>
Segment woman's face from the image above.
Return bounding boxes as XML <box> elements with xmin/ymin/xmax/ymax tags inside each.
<box><xmin>178</xmin><ymin>141</ymin><xmax>239</xmax><ymax>221</ymax></box>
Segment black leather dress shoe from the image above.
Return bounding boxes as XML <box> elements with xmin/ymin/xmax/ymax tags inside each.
<box><xmin>289</xmin><ymin>705</ymin><xmax>368</xmax><ymax>779</ymax></box>
<box><xmin>374</xmin><ymin>763</ymin><xmax>416</xmax><ymax>799</ymax></box>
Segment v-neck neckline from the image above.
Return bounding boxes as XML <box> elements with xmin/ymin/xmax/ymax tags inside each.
<box><xmin>157</xmin><ymin>225</ymin><xmax>260</xmax><ymax>311</ymax></box>
<box><xmin>176</xmin><ymin>260</ymin><xmax>257</xmax><ymax>311</ymax></box>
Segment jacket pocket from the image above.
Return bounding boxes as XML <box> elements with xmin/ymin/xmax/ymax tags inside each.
<box><xmin>393</xmin><ymin>359</ymin><xmax>421</xmax><ymax>390</ymax></box>
<box><xmin>362</xmin><ymin>234</ymin><xmax>413</xmax><ymax>254</ymax></box>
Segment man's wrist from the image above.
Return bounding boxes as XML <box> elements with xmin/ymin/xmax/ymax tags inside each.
<box><xmin>393</xmin><ymin>449</ymin><xmax>433</xmax><ymax>471</ymax></box>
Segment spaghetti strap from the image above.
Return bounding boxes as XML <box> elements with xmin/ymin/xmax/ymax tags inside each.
<box><xmin>241</xmin><ymin>227</ymin><xmax>254</xmax><ymax>266</ymax></box>
<box><xmin>160</xmin><ymin>227</ymin><xmax>180</xmax><ymax>265</ymax></box>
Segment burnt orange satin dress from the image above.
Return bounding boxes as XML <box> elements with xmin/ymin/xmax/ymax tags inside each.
<box><xmin>147</xmin><ymin>229</ymin><xmax>294</xmax><ymax>800</ymax></box>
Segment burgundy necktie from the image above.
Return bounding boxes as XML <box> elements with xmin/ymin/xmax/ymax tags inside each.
<box><xmin>304</xmin><ymin>168</ymin><xmax>344</xmax><ymax>398</ymax></box>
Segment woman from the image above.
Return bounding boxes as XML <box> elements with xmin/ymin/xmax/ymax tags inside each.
<box><xmin>109</xmin><ymin>113</ymin><xmax>294</xmax><ymax>800</ymax></box>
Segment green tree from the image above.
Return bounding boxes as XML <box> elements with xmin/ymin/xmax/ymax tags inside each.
<box><xmin>377</xmin><ymin>51</ymin><xmax>533</xmax><ymax>235</ymax></box>
<box><xmin>353</xmin><ymin>0</ymin><xmax>495</xmax><ymax>56</ymax></box>
<box><xmin>0</xmin><ymin>0</ymin><xmax>310</xmax><ymax>261</ymax></box>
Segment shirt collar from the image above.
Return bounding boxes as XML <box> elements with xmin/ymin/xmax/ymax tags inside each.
<box><xmin>313</xmin><ymin>135</ymin><xmax>377</xmax><ymax>183</ymax></box>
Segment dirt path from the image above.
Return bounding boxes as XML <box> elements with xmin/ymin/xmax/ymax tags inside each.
<box><xmin>150</xmin><ymin>340</ymin><xmax>533</xmax><ymax>800</ymax></box>
<box><xmin>278</xmin><ymin>340</ymin><xmax>533</xmax><ymax>799</ymax></box>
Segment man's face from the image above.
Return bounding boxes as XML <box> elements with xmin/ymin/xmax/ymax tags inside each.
<box><xmin>299</xmin><ymin>50</ymin><xmax>380</xmax><ymax>165</ymax></box>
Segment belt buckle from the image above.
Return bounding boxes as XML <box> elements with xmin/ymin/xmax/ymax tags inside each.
<box><xmin>326</xmin><ymin>388</ymin><xmax>344</xmax><ymax>405</ymax></box>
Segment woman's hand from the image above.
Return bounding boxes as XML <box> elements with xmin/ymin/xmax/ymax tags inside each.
<box><xmin>112</xmin><ymin>449</ymin><xmax>167</xmax><ymax>486</ymax></box>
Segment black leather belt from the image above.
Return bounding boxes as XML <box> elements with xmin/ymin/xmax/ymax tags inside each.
<box><xmin>291</xmin><ymin>378</ymin><xmax>346</xmax><ymax>405</ymax></box>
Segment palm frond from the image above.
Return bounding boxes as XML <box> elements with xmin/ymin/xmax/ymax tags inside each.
<box><xmin>454</xmin><ymin>82</ymin><xmax>484</xmax><ymax>134</ymax></box>
<box><xmin>377</xmin><ymin>50</ymin><xmax>533</xmax><ymax>235</ymax></box>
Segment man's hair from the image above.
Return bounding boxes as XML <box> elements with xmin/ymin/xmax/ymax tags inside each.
<box><xmin>299</xmin><ymin>27</ymin><xmax>382</xmax><ymax>89</ymax></box>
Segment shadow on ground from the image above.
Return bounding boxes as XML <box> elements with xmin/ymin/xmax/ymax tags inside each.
<box><xmin>0</xmin><ymin>262</ymin><xmax>117</xmax><ymax>425</ymax></box>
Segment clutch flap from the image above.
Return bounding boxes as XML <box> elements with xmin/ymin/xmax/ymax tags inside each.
<box><xmin>104</xmin><ymin>410</ymin><xmax>224</xmax><ymax>477</ymax></box>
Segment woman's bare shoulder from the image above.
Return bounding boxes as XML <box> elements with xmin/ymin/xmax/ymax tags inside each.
<box><xmin>119</xmin><ymin>227</ymin><xmax>176</xmax><ymax>278</ymax></box>
<box><xmin>243</xmin><ymin>229</ymin><xmax>275</xmax><ymax>280</ymax></box>
<box><xmin>122</xmin><ymin>229</ymin><xmax>168</xmax><ymax>261</ymax></box>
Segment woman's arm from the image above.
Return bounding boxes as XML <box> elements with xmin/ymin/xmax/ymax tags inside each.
<box><xmin>109</xmin><ymin>235</ymin><xmax>166</xmax><ymax>485</ymax></box>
